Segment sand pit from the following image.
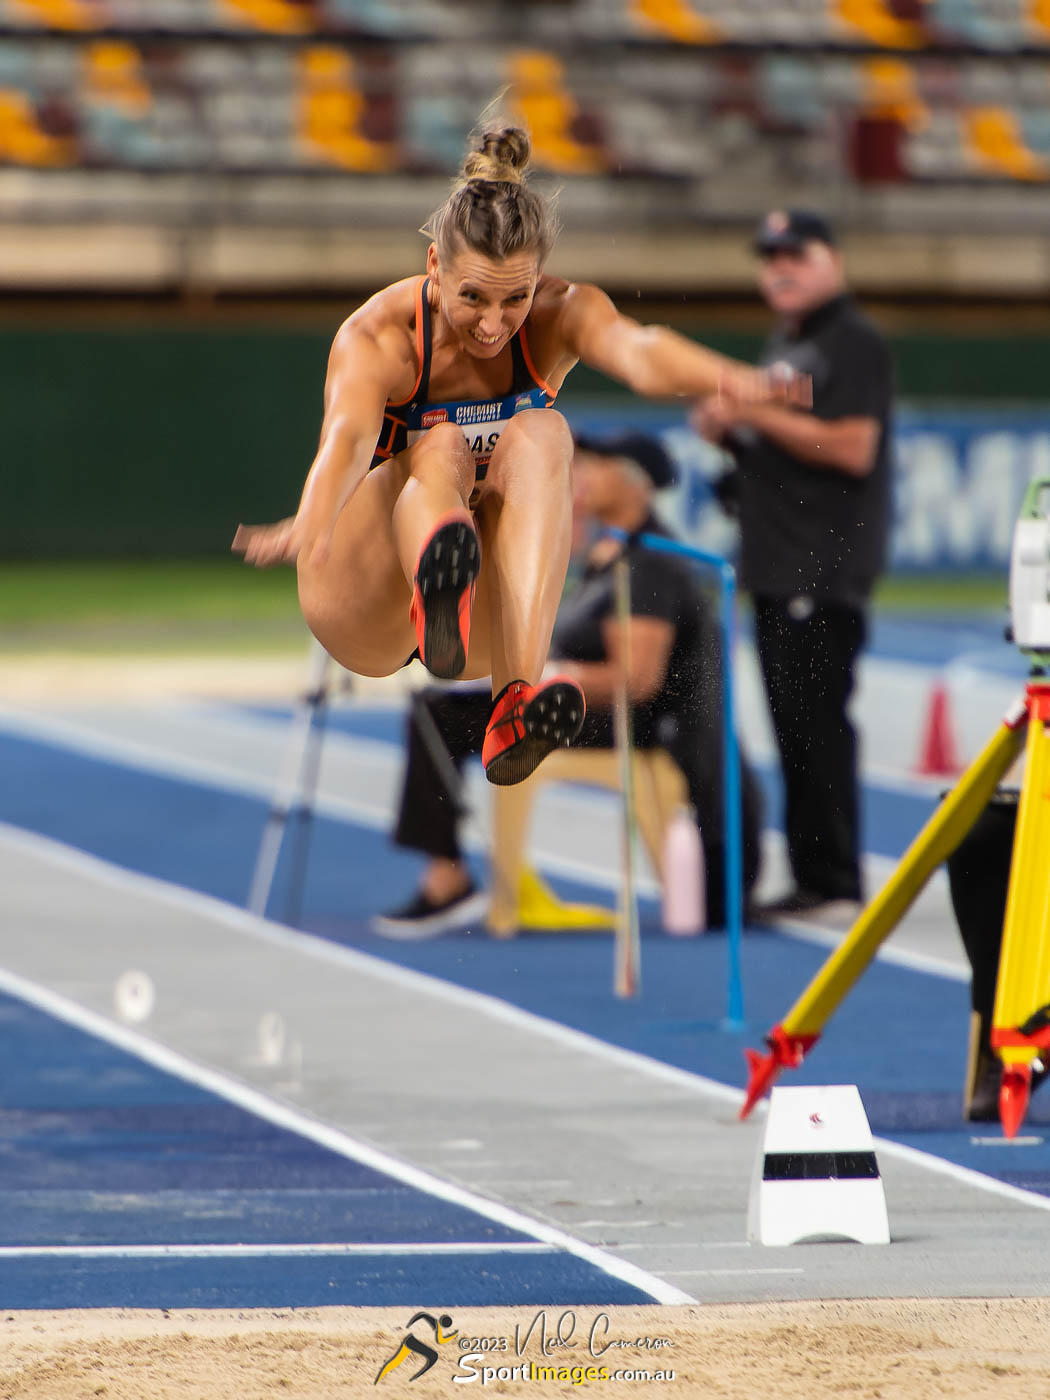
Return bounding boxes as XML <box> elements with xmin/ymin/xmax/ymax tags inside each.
<box><xmin>0</xmin><ymin>1300</ymin><xmax>1047</xmax><ymax>1399</ymax></box>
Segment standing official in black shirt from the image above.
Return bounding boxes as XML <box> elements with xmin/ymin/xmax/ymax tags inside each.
<box><xmin>693</xmin><ymin>209</ymin><xmax>893</xmax><ymax>919</ymax></box>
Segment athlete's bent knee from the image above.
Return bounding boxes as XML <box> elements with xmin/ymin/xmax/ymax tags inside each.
<box><xmin>495</xmin><ymin>409</ymin><xmax>572</xmax><ymax>471</ymax></box>
<box><xmin>411</xmin><ymin>421</ymin><xmax>476</xmax><ymax>496</ymax></box>
<box><xmin>502</xmin><ymin>407</ymin><xmax>571</xmax><ymax>449</ymax></box>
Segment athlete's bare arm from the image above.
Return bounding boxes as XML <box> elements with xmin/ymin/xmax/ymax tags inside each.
<box><xmin>233</xmin><ymin>283</ymin><xmax>418</xmax><ymax>568</ymax></box>
<box><xmin>533</xmin><ymin>279</ymin><xmax>808</xmax><ymax>404</ymax></box>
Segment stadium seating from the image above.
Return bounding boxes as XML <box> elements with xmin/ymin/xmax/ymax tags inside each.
<box><xmin>295</xmin><ymin>44</ymin><xmax>395</xmax><ymax>171</ymax></box>
<box><xmin>3</xmin><ymin>1</ymin><xmax>1050</xmax><ymax>237</ymax></box>
<box><xmin>506</xmin><ymin>49</ymin><xmax>609</xmax><ymax>175</ymax></box>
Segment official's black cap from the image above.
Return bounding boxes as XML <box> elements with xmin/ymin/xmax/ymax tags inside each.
<box><xmin>754</xmin><ymin>208</ymin><xmax>837</xmax><ymax>255</ymax></box>
<box><xmin>573</xmin><ymin>430</ymin><xmax>677</xmax><ymax>489</ymax></box>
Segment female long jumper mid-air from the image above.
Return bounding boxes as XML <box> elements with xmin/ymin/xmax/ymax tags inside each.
<box><xmin>233</xmin><ymin>123</ymin><xmax>806</xmax><ymax>786</ymax></box>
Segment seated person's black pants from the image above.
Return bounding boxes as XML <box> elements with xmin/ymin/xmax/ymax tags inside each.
<box><xmin>393</xmin><ymin>685</ymin><xmax>763</xmax><ymax>928</ymax></box>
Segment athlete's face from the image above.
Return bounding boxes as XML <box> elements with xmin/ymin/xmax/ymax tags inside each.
<box><xmin>428</xmin><ymin>244</ymin><xmax>540</xmax><ymax>359</ymax></box>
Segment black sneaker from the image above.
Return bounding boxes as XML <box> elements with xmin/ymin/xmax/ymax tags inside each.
<box><xmin>371</xmin><ymin>884</ymin><xmax>489</xmax><ymax>939</ymax></box>
<box><xmin>751</xmin><ymin>887</ymin><xmax>863</xmax><ymax>925</ymax></box>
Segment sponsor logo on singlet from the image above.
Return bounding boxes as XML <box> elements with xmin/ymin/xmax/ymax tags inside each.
<box><xmin>455</xmin><ymin>401</ymin><xmax>502</xmax><ymax>426</ymax></box>
<box><xmin>407</xmin><ymin>387</ymin><xmax>547</xmax><ymax>468</ymax></box>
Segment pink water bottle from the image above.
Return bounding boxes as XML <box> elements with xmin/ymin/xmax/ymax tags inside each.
<box><xmin>662</xmin><ymin>803</ymin><xmax>706</xmax><ymax>936</ymax></box>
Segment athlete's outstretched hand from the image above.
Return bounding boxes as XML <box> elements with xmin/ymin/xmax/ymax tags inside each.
<box><xmin>232</xmin><ymin>518</ymin><xmax>301</xmax><ymax>569</ymax></box>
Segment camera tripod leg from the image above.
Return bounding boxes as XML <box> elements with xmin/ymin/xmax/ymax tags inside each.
<box><xmin>248</xmin><ymin>642</ymin><xmax>332</xmax><ymax>920</ymax></box>
<box><xmin>992</xmin><ymin>683</ymin><xmax>1050</xmax><ymax>1137</ymax></box>
<box><xmin>741</xmin><ymin>700</ymin><xmax>1028</xmax><ymax>1119</ymax></box>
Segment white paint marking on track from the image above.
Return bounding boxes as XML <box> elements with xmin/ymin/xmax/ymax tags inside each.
<box><xmin>0</xmin><ymin>954</ymin><xmax>694</xmax><ymax>1307</ymax></box>
<box><xmin>3</xmin><ymin>822</ymin><xmax>1050</xmax><ymax>1220</ymax></box>
<box><xmin>619</xmin><ymin>1242</ymin><xmax>751</xmax><ymax>1251</ymax></box>
<box><xmin>574</xmin><ymin>1222</ymin><xmax>661</xmax><ymax>1230</ymax></box>
<box><xmin>668</xmin><ymin>1269</ymin><xmax>805</xmax><ymax>1277</ymax></box>
<box><xmin>0</xmin><ymin>1243</ymin><xmax>558</xmax><ymax>1260</ymax></box>
<box><xmin>970</xmin><ymin>1136</ymin><xmax>1044</xmax><ymax>1148</ymax></box>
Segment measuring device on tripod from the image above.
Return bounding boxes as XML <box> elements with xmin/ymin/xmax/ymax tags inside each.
<box><xmin>739</xmin><ymin>476</ymin><xmax>1050</xmax><ymax>1138</ymax></box>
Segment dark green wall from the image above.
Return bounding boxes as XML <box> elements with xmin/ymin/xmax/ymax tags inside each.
<box><xmin>6</xmin><ymin>325</ymin><xmax>329</xmax><ymax>558</ymax></box>
<box><xmin>3</xmin><ymin>318</ymin><xmax>1048</xmax><ymax>558</ymax></box>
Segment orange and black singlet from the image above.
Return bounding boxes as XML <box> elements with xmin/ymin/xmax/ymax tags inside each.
<box><xmin>370</xmin><ymin>276</ymin><xmax>556</xmax><ymax>476</ymax></box>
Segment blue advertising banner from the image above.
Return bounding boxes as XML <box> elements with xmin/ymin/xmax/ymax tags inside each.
<box><xmin>565</xmin><ymin>401</ymin><xmax>1050</xmax><ymax>572</ymax></box>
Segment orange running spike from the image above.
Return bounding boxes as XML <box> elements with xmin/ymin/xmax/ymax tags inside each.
<box><xmin>482</xmin><ymin>676</ymin><xmax>585</xmax><ymax>787</ymax></box>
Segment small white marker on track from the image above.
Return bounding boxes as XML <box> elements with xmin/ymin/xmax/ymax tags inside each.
<box><xmin>113</xmin><ymin>970</ymin><xmax>155</xmax><ymax>1024</ymax></box>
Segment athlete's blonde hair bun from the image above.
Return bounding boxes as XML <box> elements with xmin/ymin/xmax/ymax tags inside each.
<box><xmin>423</xmin><ymin>119</ymin><xmax>556</xmax><ymax>263</ymax></box>
<box><xmin>461</xmin><ymin>127</ymin><xmax>531</xmax><ymax>186</ymax></box>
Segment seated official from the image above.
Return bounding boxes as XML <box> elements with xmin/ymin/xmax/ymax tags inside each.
<box><xmin>373</xmin><ymin>430</ymin><xmax>763</xmax><ymax>938</ymax></box>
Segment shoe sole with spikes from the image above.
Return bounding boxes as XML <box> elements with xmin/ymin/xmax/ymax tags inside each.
<box><xmin>411</xmin><ymin>517</ymin><xmax>481</xmax><ymax>680</ymax></box>
<box><xmin>483</xmin><ymin>677</ymin><xmax>586</xmax><ymax>787</ymax></box>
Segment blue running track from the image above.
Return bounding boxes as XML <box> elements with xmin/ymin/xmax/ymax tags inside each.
<box><xmin>0</xmin><ymin>987</ymin><xmax>654</xmax><ymax>1309</ymax></box>
<box><xmin>0</xmin><ymin>698</ymin><xmax>1049</xmax><ymax>1312</ymax></box>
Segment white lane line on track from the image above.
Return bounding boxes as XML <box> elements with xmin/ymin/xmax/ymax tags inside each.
<box><xmin>0</xmin><ymin>701</ymin><xmax>660</xmax><ymax>897</ymax></box>
<box><xmin>0</xmin><ymin>697</ymin><xmax>953</xmax><ymax>806</ymax></box>
<box><xmin>0</xmin><ymin>699</ymin><xmax>974</xmax><ymax>948</ymax></box>
<box><xmin>2</xmin><ymin>820</ymin><xmax>1050</xmax><ymax>1221</ymax></box>
<box><xmin>0</xmin><ymin>701</ymin><xmax>393</xmax><ymax>830</ymax></box>
<box><xmin>0</xmin><ymin>952</ymin><xmax>694</xmax><ymax>1307</ymax></box>
<box><xmin>774</xmin><ymin>915</ymin><xmax>968</xmax><ymax>982</ymax></box>
<box><xmin>0</xmin><ymin>1243</ymin><xmax>558</xmax><ymax>1260</ymax></box>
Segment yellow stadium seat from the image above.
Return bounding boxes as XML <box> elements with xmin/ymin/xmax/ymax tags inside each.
<box><xmin>0</xmin><ymin>89</ymin><xmax>75</xmax><ymax>166</ymax></box>
<box><xmin>835</xmin><ymin>0</ymin><xmax>926</xmax><ymax>49</ymax></box>
<box><xmin>296</xmin><ymin>46</ymin><xmax>395</xmax><ymax>172</ymax></box>
<box><xmin>7</xmin><ymin>0</ymin><xmax>99</xmax><ymax>27</ymax></box>
<box><xmin>965</xmin><ymin>106</ymin><xmax>1048</xmax><ymax>181</ymax></box>
<box><xmin>1031</xmin><ymin>0</ymin><xmax>1050</xmax><ymax>39</ymax></box>
<box><xmin>1029</xmin><ymin>0</ymin><xmax>1050</xmax><ymax>40</ymax></box>
<box><xmin>82</xmin><ymin>42</ymin><xmax>152</xmax><ymax>119</ymax></box>
<box><xmin>221</xmin><ymin>0</ymin><xmax>314</xmax><ymax>34</ymax></box>
<box><xmin>628</xmin><ymin>0</ymin><xmax>721</xmax><ymax>44</ymax></box>
<box><xmin>507</xmin><ymin>50</ymin><xmax>607</xmax><ymax>176</ymax></box>
<box><xmin>861</xmin><ymin>58</ymin><xmax>928</xmax><ymax>129</ymax></box>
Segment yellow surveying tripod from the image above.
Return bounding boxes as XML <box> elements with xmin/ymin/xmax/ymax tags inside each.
<box><xmin>741</xmin><ymin>477</ymin><xmax>1050</xmax><ymax>1139</ymax></box>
